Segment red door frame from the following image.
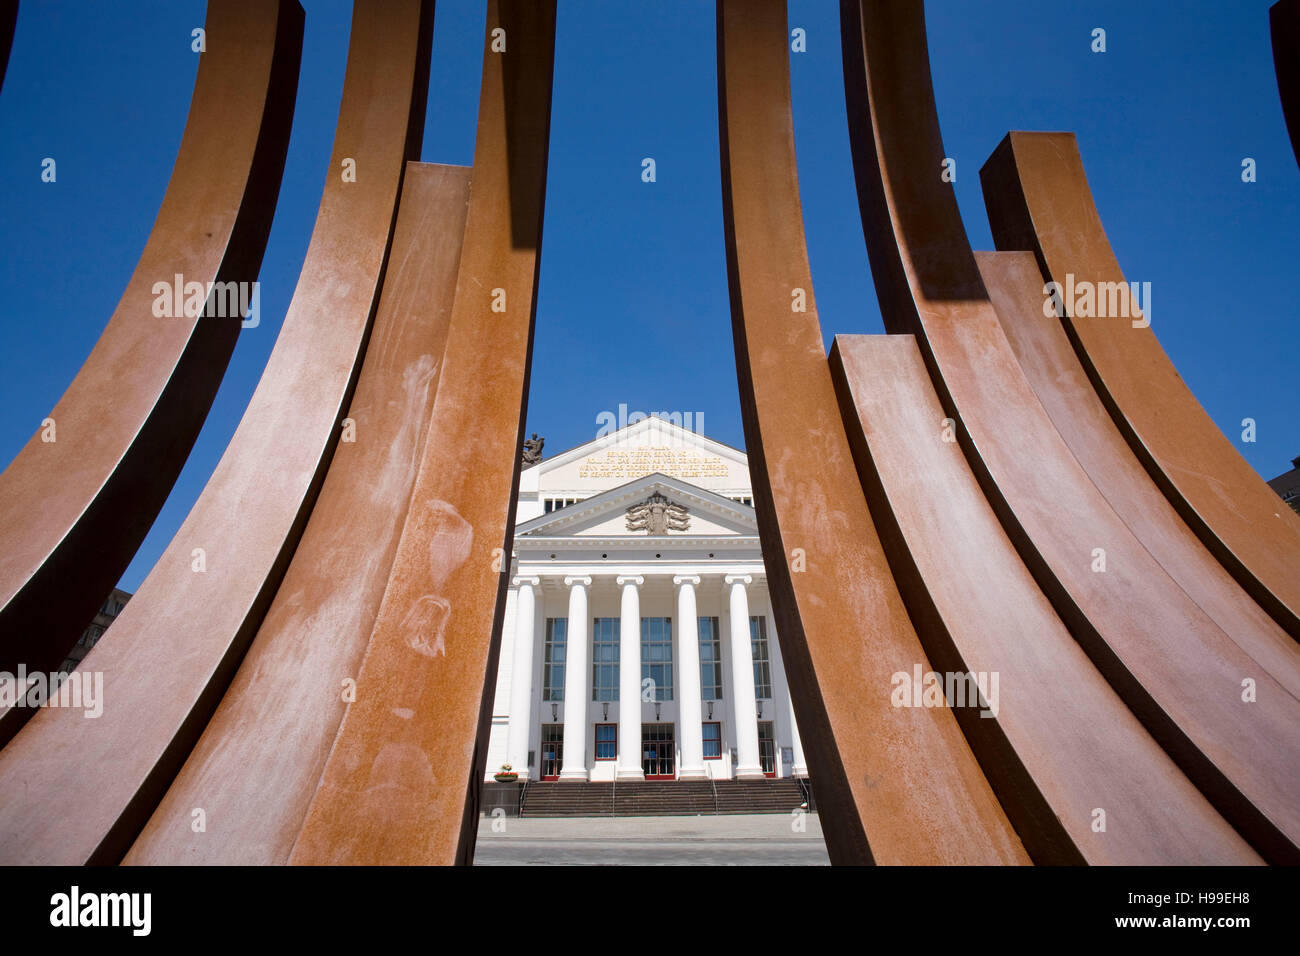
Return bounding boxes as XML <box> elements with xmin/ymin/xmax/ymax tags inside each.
<box><xmin>757</xmin><ymin>720</ymin><xmax>777</xmax><ymax>778</ymax></box>
<box><xmin>540</xmin><ymin>724</ymin><xmax>562</xmax><ymax>781</ymax></box>
<box><xmin>642</xmin><ymin>722</ymin><xmax>676</xmax><ymax>780</ymax></box>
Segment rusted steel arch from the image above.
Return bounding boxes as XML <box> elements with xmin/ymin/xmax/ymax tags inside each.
<box><xmin>831</xmin><ymin>334</ymin><xmax>1260</xmax><ymax>865</ymax></box>
<box><xmin>980</xmin><ymin>131</ymin><xmax>1300</xmax><ymax>639</ymax></box>
<box><xmin>977</xmin><ymin>250</ymin><xmax>1300</xmax><ymax>702</ymax></box>
<box><xmin>0</xmin><ymin>0</ymin><xmax>433</xmax><ymax>866</ymax></box>
<box><xmin>289</xmin><ymin>0</ymin><xmax>556</xmax><ymax>867</ymax></box>
<box><xmin>840</xmin><ymin>0</ymin><xmax>1300</xmax><ymax>862</ymax></box>
<box><xmin>0</xmin><ymin>0</ymin><xmax>303</xmax><ymax>684</ymax></box>
<box><xmin>123</xmin><ymin>162</ymin><xmax>470</xmax><ymax>866</ymax></box>
<box><xmin>716</xmin><ymin>0</ymin><xmax>1027</xmax><ymax>865</ymax></box>
<box><xmin>1272</xmin><ymin>0</ymin><xmax>1300</xmax><ymax>167</ymax></box>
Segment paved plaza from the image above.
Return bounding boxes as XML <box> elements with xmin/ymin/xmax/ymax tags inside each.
<box><xmin>474</xmin><ymin>812</ymin><xmax>831</xmax><ymax>866</ymax></box>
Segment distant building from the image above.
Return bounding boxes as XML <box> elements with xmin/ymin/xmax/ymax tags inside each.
<box><xmin>60</xmin><ymin>588</ymin><xmax>130</xmax><ymax>672</ymax></box>
<box><xmin>1268</xmin><ymin>455</ymin><xmax>1300</xmax><ymax>515</ymax></box>
<box><xmin>487</xmin><ymin>415</ymin><xmax>808</xmax><ymax>784</ymax></box>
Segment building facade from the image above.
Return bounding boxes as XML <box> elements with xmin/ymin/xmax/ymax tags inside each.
<box><xmin>485</xmin><ymin>416</ymin><xmax>808</xmax><ymax>783</ymax></box>
<box><xmin>1267</xmin><ymin>454</ymin><xmax>1300</xmax><ymax>515</ymax></box>
<box><xmin>59</xmin><ymin>587</ymin><xmax>130</xmax><ymax>673</ymax></box>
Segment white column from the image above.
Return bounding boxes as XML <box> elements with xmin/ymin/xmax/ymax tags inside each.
<box><xmin>767</xmin><ymin>613</ymin><xmax>808</xmax><ymax>777</ymax></box>
<box><xmin>559</xmin><ymin>576</ymin><xmax>591</xmax><ymax>781</ymax></box>
<box><xmin>789</xmin><ymin>694</ymin><xmax>809</xmax><ymax>778</ymax></box>
<box><xmin>507</xmin><ymin>576</ymin><xmax>540</xmax><ymax>775</ymax></box>
<box><xmin>726</xmin><ymin>574</ymin><xmax>765</xmax><ymax>779</ymax></box>
<box><xmin>673</xmin><ymin>575</ymin><xmax>706</xmax><ymax>779</ymax></box>
<box><xmin>616</xmin><ymin>575</ymin><xmax>645</xmax><ymax>780</ymax></box>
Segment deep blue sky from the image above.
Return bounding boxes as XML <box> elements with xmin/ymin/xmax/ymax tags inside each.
<box><xmin>1</xmin><ymin>1</ymin><xmax>1296</xmax><ymax>593</ymax></box>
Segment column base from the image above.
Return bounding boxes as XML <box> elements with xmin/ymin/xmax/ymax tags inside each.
<box><xmin>558</xmin><ymin>769</ymin><xmax>589</xmax><ymax>782</ymax></box>
<box><xmin>734</xmin><ymin>766</ymin><xmax>768</xmax><ymax>780</ymax></box>
<box><xmin>793</xmin><ymin>768</ymin><xmax>809</xmax><ymax>778</ymax></box>
<box><xmin>676</xmin><ymin>767</ymin><xmax>708</xmax><ymax>780</ymax></box>
<box><xmin>615</xmin><ymin>768</ymin><xmax>645</xmax><ymax>781</ymax></box>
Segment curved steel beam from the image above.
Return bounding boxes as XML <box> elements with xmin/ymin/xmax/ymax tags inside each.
<box><xmin>123</xmin><ymin>162</ymin><xmax>471</xmax><ymax>866</ymax></box>
<box><xmin>831</xmin><ymin>333</ymin><xmax>1260</xmax><ymax>864</ymax></box>
<box><xmin>980</xmin><ymin>131</ymin><xmax>1300</xmax><ymax>638</ymax></box>
<box><xmin>717</xmin><ymin>0</ymin><xmax>1028</xmax><ymax>865</ymax></box>
<box><xmin>840</xmin><ymin>0</ymin><xmax>1300</xmax><ymax>862</ymax></box>
<box><xmin>288</xmin><ymin>0</ymin><xmax>556</xmax><ymax>867</ymax></box>
<box><xmin>977</xmin><ymin>250</ymin><xmax>1300</xmax><ymax>701</ymax></box>
<box><xmin>0</xmin><ymin>0</ymin><xmax>303</xmax><ymax>681</ymax></box>
<box><xmin>1272</xmin><ymin>0</ymin><xmax>1300</xmax><ymax>168</ymax></box>
<box><xmin>0</xmin><ymin>0</ymin><xmax>434</xmax><ymax>866</ymax></box>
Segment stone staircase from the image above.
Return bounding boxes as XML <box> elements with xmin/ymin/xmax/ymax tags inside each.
<box><xmin>714</xmin><ymin>778</ymin><xmax>806</xmax><ymax>813</ymax></box>
<box><xmin>517</xmin><ymin>778</ymin><xmax>808</xmax><ymax>818</ymax></box>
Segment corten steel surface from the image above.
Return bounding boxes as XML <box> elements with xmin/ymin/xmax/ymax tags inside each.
<box><xmin>717</xmin><ymin>0</ymin><xmax>1028</xmax><ymax>865</ymax></box>
<box><xmin>0</xmin><ymin>0</ymin><xmax>433</xmax><ymax>866</ymax></box>
<box><xmin>1272</xmin><ymin>0</ymin><xmax>1300</xmax><ymax>167</ymax></box>
<box><xmin>830</xmin><ymin>334</ymin><xmax>1260</xmax><ymax>865</ymax></box>
<box><xmin>840</xmin><ymin>0</ymin><xmax>1300</xmax><ymax>862</ymax></box>
<box><xmin>978</xmin><ymin>250</ymin><xmax>1300</xmax><ymax>701</ymax></box>
<box><xmin>123</xmin><ymin>162</ymin><xmax>471</xmax><ymax>866</ymax></box>
<box><xmin>0</xmin><ymin>0</ymin><xmax>303</xmax><ymax>684</ymax></box>
<box><xmin>980</xmin><ymin>131</ymin><xmax>1300</xmax><ymax>638</ymax></box>
<box><xmin>289</xmin><ymin>0</ymin><xmax>556</xmax><ymax>867</ymax></box>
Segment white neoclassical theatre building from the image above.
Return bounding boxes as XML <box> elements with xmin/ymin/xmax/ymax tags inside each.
<box><xmin>486</xmin><ymin>416</ymin><xmax>810</xmax><ymax>783</ymax></box>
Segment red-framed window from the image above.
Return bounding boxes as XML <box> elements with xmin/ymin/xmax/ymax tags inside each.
<box><xmin>702</xmin><ymin>722</ymin><xmax>722</xmax><ymax>759</ymax></box>
<box><xmin>595</xmin><ymin>723</ymin><xmax>617</xmax><ymax>760</ymax></box>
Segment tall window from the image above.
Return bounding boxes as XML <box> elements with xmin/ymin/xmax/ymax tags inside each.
<box><xmin>702</xmin><ymin>722</ymin><xmax>722</xmax><ymax>759</ymax></box>
<box><xmin>641</xmin><ymin>617</ymin><xmax>673</xmax><ymax>701</ymax></box>
<box><xmin>699</xmin><ymin>617</ymin><xmax>722</xmax><ymax>699</ymax></box>
<box><xmin>543</xmin><ymin>618</ymin><xmax>566</xmax><ymax>701</ymax></box>
<box><xmin>751</xmin><ymin>616</ymin><xmax>772</xmax><ymax>698</ymax></box>
<box><xmin>592</xmin><ymin>617</ymin><xmax>619</xmax><ymax>701</ymax></box>
<box><xmin>595</xmin><ymin>723</ymin><xmax>617</xmax><ymax>760</ymax></box>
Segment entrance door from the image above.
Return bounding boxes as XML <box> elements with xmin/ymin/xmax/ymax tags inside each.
<box><xmin>642</xmin><ymin>723</ymin><xmax>676</xmax><ymax>779</ymax></box>
<box><xmin>757</xmin><ymin>721</ymin><xmax>776</xmax><ymax>778</ymax></box>
<box><xmin>540</xmin><ymin>724</ymin><xmax>563</xmax><ymax>780</ymax></box>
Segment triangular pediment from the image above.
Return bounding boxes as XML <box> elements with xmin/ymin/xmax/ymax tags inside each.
<box><xmin>523</xmin><ymin>415</ymin><xmax>750</xmax><ymax>495</ymax></box>
<box><xmin>516</xmin><ymin>472</ymin><xmax>757</xmax><ymax>540</ymax></box>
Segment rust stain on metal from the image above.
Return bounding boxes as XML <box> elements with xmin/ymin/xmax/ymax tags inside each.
<box><xmin>123</xmin><ymin>162</ymin><xmax>471</xmax><ymax>866</ymax></box>
<box><xmin>288</xmin><ymin>0</ymin><xmax>556</xmax><ymax>867</ymax></box>
<box><xmin>717</xmin><ymin>0</ymin><xmax>1028</xmax><ymax>865</ymax></box>
<box><xmin>0</xmin><ymin>0</ymin><xmax>302</xmax><ymax>683</ymax></box>
<box><xmin>831</xmin><ymin>333</ymin><xmax>1259</xmax><ymax>865</ymax></box>
<box><xmin>0</xmin><ymin>0</ymin><xmax>433</xmax><ymax>866</ymax></box>
<box><xmin>980</xmin><ymin>131</ymin><xmax>1300</xmax><ymax>637</ymax></box>
<box><xmin>841</xmin><ymin>0</ymin><xmax>1300</xmax><ymax>862</ymax></box>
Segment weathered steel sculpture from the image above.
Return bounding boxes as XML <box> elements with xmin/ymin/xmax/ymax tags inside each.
<box><xmin>838</xmin><ymin>0</ymin><xmax>1300</xmax><ymax>864</ymax></box>
<box><xmin>124</xmin><ymin>161</ymin><xmax>471</xmax><ymax>865</ymax></box>
<box><xmin>0</xmin><ymin>0</ymin><xmax>302</xmax><ymax>693</ymax></box>
<box><xmin>717</xmin><ymin>0</ymin><xmax>1027</xmax><ymax>865</ymax></box>
<box><xmin>975</xmin><ymin>248</ymin><xmax>1300</xmax><ymax>699</ymax></box>
<box><xmin>0</xmin><ymin>0</ymin><xmax>433</xmax><ymax>865</ymax></box>
<box><xmin>289</xmin><ymin>0</ymin><xmax>556</xmax><ymax>867</ymax></box>
<box><xmin>981</xmin><ymin>132</ymin><xmax>1300</xmax><ymax>638</ymax></box>
<box><xmin>830</xmin><ymin>334</ymin><xmax>1258</xmax><ymax>864</ymax></box>
<box><xmin>0</xmin><ymin>0</ymin><xmax>1296</xmax><ymax>867</ymax></box>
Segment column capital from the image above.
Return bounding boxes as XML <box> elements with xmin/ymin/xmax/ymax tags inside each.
<box><xmin>615</xmin><ymin>575</ymin><xmax>644</xmax><ymax>587</ymax></box>
<box><xmin>673</xmin><ymin>574</ymin><xmax>702</xmax><ymax>587</ymax></box>
<box><xmin>563</xmin><ymin>575</ymin><xmax>592</xmax><ymax>587</ymax></box>
<box><xmin>512</xmin><ymin>575</ymin><xmax>541</xmax><ymax>588</ymax></box>
<box><xmin>724</xmin><ymin>573</ymin><xmax>753</xmax><ymax>587</ymax></box>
